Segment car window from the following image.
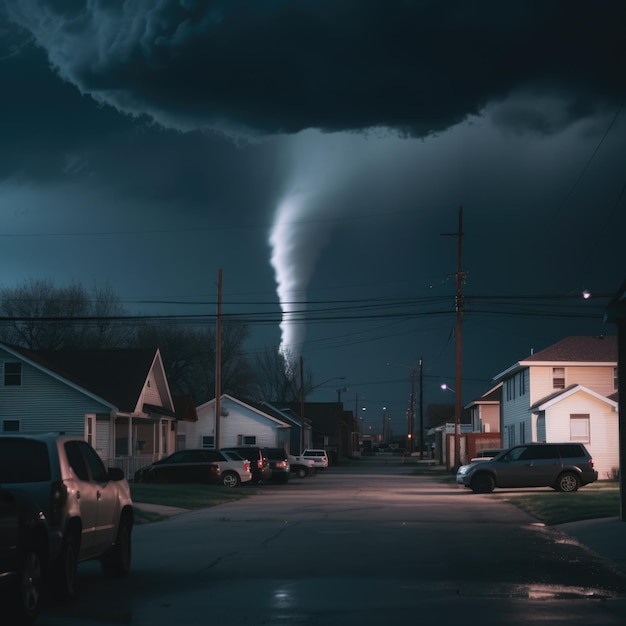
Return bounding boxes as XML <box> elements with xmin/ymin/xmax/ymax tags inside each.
<box><xmin>78</xmin><ymin>441</ymin><xmax>108</xmax><ymax>482</ymax></box>
<box><xmin>504</xmin><ymin>447</ymin><xmax>530</xmax><ymax>462</ymax></box>
<box><xmin>65</xmin><ymin>441</ymin><xmax>90</xmax><ymax>481</ymax></box>
<box><xmin>558</xmin><ymin>444</ymin><xmax>585</xmax><ymax>459</ymax></box>
<box><xmin>533</xmin><ymin>445</ymin><xmax>558</xmax><ymax>460</ymax></box>
<box><xmin>0</xmin><ymin>438</ymin><xmax>50</xmax><ymax>483</ymax></box>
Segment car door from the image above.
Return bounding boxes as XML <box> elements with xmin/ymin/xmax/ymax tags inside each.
<box><xmin>78</xmin><ymin>441</ymin><xmax>120</xmax><ymax>552</ymax></box>
<box><xmin>493</xmin><ymin>446</ymin><xmax>536</xmax><ymax>487</ymax></box>
<box><xmin>64</xmin><ymin>440</ymin><xmax>99</xmax><ymax>558</ymax></box>
<box><xmin>527</xmin><ymin>445</ymin><xmax>562</xmax><ymax>486</ymax></box>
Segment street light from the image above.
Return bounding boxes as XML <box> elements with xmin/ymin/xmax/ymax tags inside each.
<box><xmin>441</xmin><ymin>383</ymin><xmax>456</xmax><ymax>393</ymax></box>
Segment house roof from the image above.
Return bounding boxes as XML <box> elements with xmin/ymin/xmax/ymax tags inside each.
<box><xmin>494</xmin><ymin>335</ymin><xmax>617</xmax><ymax>380</ymax></box>
<box><xmin>5</xmin><ymin>345</ymin><xmax>162</xmax><ymax>413</ymax></box>
<box><xmin>464</xmin><ymin>382</ymin><xmax>502</xmax><ymax>409</ymax></box>
<box><xmin>531</xmin><ymin>384</ymin><xmax>619</xmax><ymax>411</ymax></box>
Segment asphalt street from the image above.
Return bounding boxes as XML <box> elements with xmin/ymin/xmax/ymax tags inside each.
<box><xmin>36</xmin><ymin>465</ymin><xmax>626</xmax><ymax>626</ymax></box>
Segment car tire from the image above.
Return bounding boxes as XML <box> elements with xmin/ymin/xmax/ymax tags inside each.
<box><xmin>12</xmin><ymin>545</ymin><xmax>44</xmax><ymax>625</ymax></box>
<box><xmin>101</xmin><ymin>513</ymin><xmax>132</xmax><ymax>578</ymax></box>
<box><xmin>556</xmin><ymin>472</ymin><xmax>580</xmax><ymax>493</ymax></box>
<box><xmin>296</xmin><ymin>467</ymin><xmax>307</xmax><ymax>478</ymax></box>
<box><xmin>221</xmin><ymin>471</ymin><xmax>241</xmax><ymax>488</ymax></box>
<box><xmin>53</xmin><ymin>531</ymin><xmax>78</xmax><ymax>600</ymax></box>
<box><xmin>470</xmin><ymin>473</ymin><xmax>495</xmax><ymax>494</ymax></box>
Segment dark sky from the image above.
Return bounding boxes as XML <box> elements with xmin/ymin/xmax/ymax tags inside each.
<box><xmin>1</xmin><ymin>1</ymin><xmax>624</xmax><ymax>436</ymax></box>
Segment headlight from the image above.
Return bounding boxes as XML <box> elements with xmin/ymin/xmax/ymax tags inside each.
<box><xmin>457</xmin><ymin>465</ymin><xmax>471</xmax><ymax>476</ymax></box>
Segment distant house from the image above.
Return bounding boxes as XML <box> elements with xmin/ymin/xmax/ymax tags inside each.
<box><xmin>180</xmin><ymin>394</ymin><xmax>291</xmax><ymax>450</ymax></box>
<box><xmin>0</xmin><ymin>344</ymin><xmax>177</xmax><ymax>477</ymax></box>
<box><xmin>493</xmin><ymin>336</ymin><xmax>619</xmax><ymax>479</ymax></box>
<box><xmin>465</xmin><ymin>383</ymin><xmax>502</xmax><ymax>434</ymax></box>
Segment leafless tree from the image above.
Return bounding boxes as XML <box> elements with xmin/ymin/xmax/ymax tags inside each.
<box><xmin>0</xmin><ymin>279</ymin><xmax>131</xmax><ymax>349</ymax></box>
<box><xmin>251</xmin><ymin>347</ymin><xmax>314</xmax><ymax>403</ymax></box>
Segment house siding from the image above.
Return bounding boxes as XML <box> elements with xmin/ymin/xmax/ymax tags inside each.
<box><xmin>0</xmin><ymin>351</ymin><xmax>112</xmax><ymax>436</ymax></box>
<box><xmin>183</xmin><ymin>397</ymin><xmax>290</xmax><ymax>450</ymax></box>
<box><xmin>502</xmin><ymin>370</ymin><xmax>530</xmax><ymax>446</ymax></box>
<box><xmin>529</xmin><ymin>365</ymin><xmax>615</xmax><ymax>405</ymax></box>
<box><xmin>543</xmin><ymin>391</ymin><xmax>618</xmax><ymax>480</ymax></box>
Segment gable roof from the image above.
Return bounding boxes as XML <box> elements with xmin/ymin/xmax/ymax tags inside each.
<box><xmin>3</xmin><ymin>344</ymin><xmax>168</xmax><ymax>413</ymax></box>
<box><xmin>531</xmin><ymin>384</ymin><xmax>619</xmax><ymax>411</ymax></box>
<box><xmin>198</xmin><ymin>394</ymin><xmax>291</xmax><ymax>428</ymax></box>
<box><xmin>495</xmin><ymin>335</ymin><xmax>617</xmax><ymax>380</ymax></box>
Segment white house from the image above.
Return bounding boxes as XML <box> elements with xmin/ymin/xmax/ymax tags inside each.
<box><xmin>493</xmin><ymin>335</ymin><xmax>619</xmax><ymax>479</ymax></box>
<box><xmin>179</xmin><ymin>394</ymin><xmax>292</xmax><ymax>450</ymax></box>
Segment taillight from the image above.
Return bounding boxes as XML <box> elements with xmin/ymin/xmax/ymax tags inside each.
<box><xmin>50</xmin><ymin>481</ymin><xmax>67</xmax><ymax>525</ymax></box>
<box><xmin>257</xmin><ymin>459</ymin><xmax>263</xmax><ymax>469</ymax></box>
<box><xmin>243</xmin><ymin>461</ymin><xmax>250</xmax><ymax>472</ymax></box>
<box><xmin>589</xmin><ymin>458</ymin><xmax>594</xmax><ymax>468</ymax></box>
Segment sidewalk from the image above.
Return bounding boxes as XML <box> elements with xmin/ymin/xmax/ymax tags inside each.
<box><xmin>557</xmin><ymin>517</ymin><xmax>626</xmax><ymax>575</ymax></box>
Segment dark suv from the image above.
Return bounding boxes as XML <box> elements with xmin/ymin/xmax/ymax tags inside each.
<box><xmin>456</xmin><ymin>442</ymin><xmax>598</xmax><ymax>494</ymax></box>
<box><xmin>220</xmin><ymin>447</ymin><xmax>272</xmax><ymax>484</ymax></box>
<box><xmin>263</xmin><ymin>448</ymin><xmax>290</xmax><ymax>484</ymax></box>
<box><xmin>0</xmin><ymin>433</ymin><xmax>134</xmax><ymax>599</ymax></box>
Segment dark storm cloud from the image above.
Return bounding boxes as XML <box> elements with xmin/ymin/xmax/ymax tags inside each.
<box><xmin>5</xmin><ymin>0</ymin><xmax>625</xmax><ymax>138</ymax></box>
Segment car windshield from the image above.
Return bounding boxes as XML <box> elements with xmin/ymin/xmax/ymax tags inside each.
<box><xmin>264</xmin><ymin>449</ymin><xmax>287</xmax><ymax>460</ymax></box>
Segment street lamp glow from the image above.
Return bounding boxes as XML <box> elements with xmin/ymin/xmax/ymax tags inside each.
<box><xmin>441</xmin><ymin>383</ymin><xmax>456</xmax><ymax>393</ymax></box>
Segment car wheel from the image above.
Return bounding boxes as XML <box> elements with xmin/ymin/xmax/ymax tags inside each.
<box><xmin>101</xmin><ymin>514</ymin><xmax>132</xmax><ymax>577</ymax></box>
<box><xmin>296</xmin><ymin>467</ymin><xmax>307</xmax><ymax>478</ymax></box>
<box><xmin>222</xmin><ymin>471</ymin><xmax>240</xmax><ymax>488</ymax></box>
<box><xmin>556</xmin><ymin>472</ymin><xmax>580</xmax><ymax>493</ymax></box>
<box><xmin>12</xmin><ymin>546</ymin><xmax>44</xmax><ymax>624</ymax></box>
<box><xmin>53</xmin><ymin>531</ymin><xmax>78</xmax><ymax>599</ymax></box>
<box><xmin>470</xmin><ymin>473</ymin><xmax>495</xmax><ymax>494</ymax></box>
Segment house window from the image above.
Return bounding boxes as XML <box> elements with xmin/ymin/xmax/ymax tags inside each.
<box><xmin>519</xmin><ymin>371</ymin><xmax>526</xmax><ymax>395</ymax></box>
<box><xmin>237</xmin><ymin>435</ymin><xmax>257</xmax><ymax>445</ymax></box>
<box><xmin>3</xmin><ymin>362</ymin><xmax>22</xmax><ymax>386</ymax></box>
<box><xmin>614</xmin><ymin>367</ymin><xmax>619</xmax><ymax>391</ymax></box>
<box><xmin>2</xmin><ymin>419</ymin><xmax>20</xmax><ymax>432</ymax></box>
<box><xmin>552</xmin><ymin>367</ymin><xmax>565</xmax><ymax>390</ymax></box>
<box><xmin>161</xmin><ymin>420</ymin><xmax>168</xmax><ymax>455</ymax></box>
<box><xmin>520</xmin><ymin>421</ymin><xmax>526</xmax><ymax>444</ymax></box>
<box><xmin>570</xmin><ymin>414</ymin><xmax>590</xmax><ymax>443</ymax></box>
<box><xmin>202</xmin><ymin>436</ymin><xmax>215</xmax><ymax>449</ymax></box>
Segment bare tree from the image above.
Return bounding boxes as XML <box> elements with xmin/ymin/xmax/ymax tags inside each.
<box><xmin>133</xmin><ymin>321</ymin><xmax>256</xmax><ymax>404</ymax></box>
<box><xmin>0</xmin><ymin>279</ymin><xmax>130</xmax><ymax>349</ymax></box>
<box><xmin>251</xmin><ymin>348</ymin><xmax>314</xmax><ymax>403</ymax></box>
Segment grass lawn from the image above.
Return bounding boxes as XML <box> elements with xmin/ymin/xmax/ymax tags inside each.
<box><xmin>130</xmin><ymin>483</ymin><xmax>258</xmax><ymax>523</ymax></box>
<box><xmin>500</xmin><ymin>481</ymin><xmax>620</xmax><ymax>525</ymax></box>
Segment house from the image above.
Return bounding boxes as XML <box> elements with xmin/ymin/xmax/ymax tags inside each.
<box><xmin>493</xmin><ymin>335</ymin><xmax>619</xmax><ymax>479</ymax></box>
<box><xmin>465</xmin><ymin>383</ymin><xmax>502</xmax><ymax>434</ymax></box>
<box><xmin>0</xmin><ymin>343</ymin><xmax>177</xmax><ymax>477</ymax></box>
<box><xmin>179</xmin><ymin>394</ymin><xmax>292</xmax><ymax>450</ymax></box>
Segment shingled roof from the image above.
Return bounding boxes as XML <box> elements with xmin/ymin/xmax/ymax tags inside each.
<box><xmin>7</xmin><ymin>346</ymin><xmax>159</xmax><ymax>412</ymax></box>
<box><xmin>522</xmin><ymin>335</ymin><xmax>617</xmax><ymax>363</ymax></box>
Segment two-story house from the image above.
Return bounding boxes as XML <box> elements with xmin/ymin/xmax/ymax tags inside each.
<box><xmin>493</xmin><ymin>335</ymin><xmax>618</xmax><ymax>479</ymax></box>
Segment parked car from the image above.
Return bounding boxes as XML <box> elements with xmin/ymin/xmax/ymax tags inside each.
<box><xmin>0</xmin><ymin>487</ymin><xmax>49</xmax><ymax>624</ymax></box>
<box><xmin>134</xmin><ymin>449</ymin><xmax>222</xmax><ymax>485</ymax></box>
<box><xmin>263</xmin><ymin>448</ymin><xmax>290</xmax><ymax>483</ymax></box>
<box><xmin>301</xmin><ymin>449</ymin><xmax>329</xmax><ymax>470</ymax></box>
<box><xmin>470</xmin><ymin>448</ymin><xmax>504</xmax><ymax>462</ymax></box>
<box><xmin>456</xmin><ymin>443</ymin><xmax>598</xmax><ymax>494</ymax></box>
<box><xmin>0</xmin><ymin>433</ymin><xmax>133</xmax><ymax>600</ymax></box>
<box><xmin>218</xmin><ymin>449</ymin><xmax>253</xmax><ymax>487</ymax></box>
<box><xmin>288</xmin><ymin>454</ymin><xmax>316</xmax><ymax>478</ymax></box>
<box><xmin>220</xmin><ymin>447</ymin><xmax>272</xmax><ymax>484</ymax></box>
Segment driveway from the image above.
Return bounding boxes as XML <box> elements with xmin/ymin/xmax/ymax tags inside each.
<box><xmin>38</xmin><ymin>465</ymin><xmax>626</xmax><ymax>626</ymax></box>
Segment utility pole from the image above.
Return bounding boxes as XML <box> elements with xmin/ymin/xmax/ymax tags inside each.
<box><xmin>419</xmin><ymin>357</ymin><xmax>424</xmax><ymax>460</ymax></box>
<box><xmin>214</xmin><ymin>268</ymin><xmax>223</xmax><ymax>450</ymax></box>
<box><xmin>408</xmin><ymin>368</ymin><xmax>416</xmax><ymax>454</ymax></box>
<box><xmin>442</xmin><ymin>206</ymin><xmax>465</xmax><ymax>468</ymax></box>
<box><xmin>300</xmin><ymin>355</ymin><xmax>305</xmax><ymax>454</ymax></box>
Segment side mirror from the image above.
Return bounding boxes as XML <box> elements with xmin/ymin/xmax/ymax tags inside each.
<box><xmin>107</xmin><ymin>467</ymin><xmax>125</xmax><ymax>481</ymax></box>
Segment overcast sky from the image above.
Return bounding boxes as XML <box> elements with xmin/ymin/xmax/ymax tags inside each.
<box><xmin>1</xmin><ymin>1</ymin><xmax>624</xmax><ymax>436</ymax></box>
